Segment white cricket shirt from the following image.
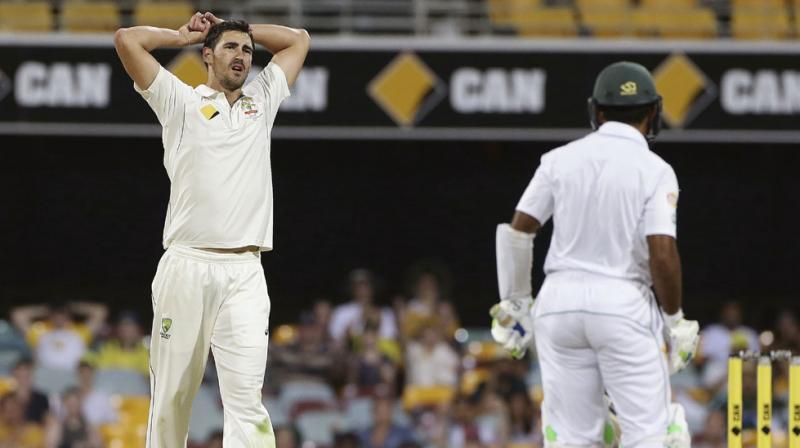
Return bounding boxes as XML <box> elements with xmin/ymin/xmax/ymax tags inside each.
<box><xmin>517</xmin><ymin>121</ymin><xmax>679</xmax><ymax>286</ymax></box>
<box><xmin>135</xmin><ymin>62</ymin><xmax>290</xmax><ymax>251</ymax></box>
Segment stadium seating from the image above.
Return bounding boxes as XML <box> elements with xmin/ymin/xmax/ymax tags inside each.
<box><xmin>730</xmin><ymin>0</ymin><xmax>785</xmax><ymax>9</ymax></box>
<box><xmin>460</xmin><ymin>368</ymin><xmax>490</xmax><ymax>395</ymax></box>
<box><xmin>263</xmin><ymin>395</ymin><xmax>289</xmax><ymax>427</ymax></box>
<box><xmin>33</xmin><ymin>365</ymin><xmax>78</xmax><ymax>396</ymax></box>
<box><xmin>731</xmin><ymin>7</ymin><xmax>792</xmax><ymax>39</ymax></box>
<box><xmin>487</xmin><ymin>0</ymin><xmax>539</xmax><ymax>28</ymax></box>
<box><xmin>271</xmin><ymin>324</ymin><xmax>298</xmax><ymax>346</ymax></box>
<box><xmin>0</xmin><ymin>1</ymin><xmax>54</xmax><ymax>31</ymax></box>
<box><xmin>295</xmin><ymin>409</ymin><xmax>347</xmax><ymax>446</ymax></box>
<box><xmin>575</xmin><ymin>0</ymin><xmax>630</xmax><ymax>9</ymax></box>
<box><xmin>632</xmin><ymin>7</ymin><xmax>717</xmax><ymax>39</ymax></box>
<box><xmin>94</xmin><ymin>369</ymin><xmax>150</xmax><ymax>396</ymax></box>
<box><xmin>100</xmin><ymin>395</ymin><xmax>149</xmax><ymax>448</ymax></box>
<box><xmin>133</xmin><ymin>1</ymin><xmax>194</xmax><ymax>30</ymax></box>
<box><xmin>278</xmin><ymin>379</ymin><xmax>337</xmax><ymax>417</ymax></box>
<box><xmin>512</xmin><ymin>7</ymin><xmax>578</xmax><ymax>38</ymax></box>
<box><xmin>466</xmin><ymin>339</ymin><xmax>508</xmax><ymax>363</ymax></box>
<box><xmin>61</xmin><ymin>1</ymin><xmax>120</xmax><ymax>32</ymax></box>
<box><xmin>401</xmin><ymin>384</ymin><xmax>455</xmax><ymax>410</ymax></box>
<box><xmin>640</xmin><ymin>0</ymin><xmax>697</xmax><ymax>6</ymax></box>
<box><xmin>188</xmin><ymin>384</ymin><xmax>224</xmax><ymax>443</ymax></box>
<box><xmin>580</xmin><ymin>9</ymin><xmax>633</xmax><ymax>37</ymax></box>
<box><xmin>0</xmin><ymin>376</ymin><xmax>14</xmax><ymax>395</ymax></box>
<box><xmin>344</xmin><ymin>396</ymin><xmax>374</xmax><ymax>430</ymax></box>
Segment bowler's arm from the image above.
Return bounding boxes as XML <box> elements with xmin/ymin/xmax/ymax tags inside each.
<box><xmin>114</xmin><ymin>12</ymin><xmax>209</xmax><ymax>89</ymax></box>
<box><xmin>250</xmin><ymin>24</ymin><xmax>310</xmax><ymax>87</ymax></box>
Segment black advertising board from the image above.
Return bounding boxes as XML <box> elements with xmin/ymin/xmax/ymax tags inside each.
<box><xmin>0</xmin><ymin>36</ymin><xmax>798</xmax><ymax>142</ymax></box>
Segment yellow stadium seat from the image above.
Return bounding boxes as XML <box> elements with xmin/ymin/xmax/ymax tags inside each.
<box><xmin>576</xmin><ymin>0</ymin><xmax>631</xmax><ymax>11</ymax></box>
<box><xmin>61</xmin><ymin>1</ymin><xmax>120</xmax><ymax>32</ymax></box>
<box><xmin>460</xmin><ymin>368</ymin><xmax>490</xmax><ymax>395</ymax></box>
<box><xmin>488</xmin><ymin>0</ymin><xmax>540</xmax><ymax>26</ymax></box>
<box><xmin>402</xmin><ymin>385</ymin><xmax>455</xmax><ymax>410</ymax></box>
<box><xmin>581</xmin><ymin>9</ymin><xmax>633</xmax><ymax>37</ymax></box>
<box><xmin>0</xmin><ymin>1</ymin><xmax>54</xmax><ymax>32</ymax></box>
<box><xmin>633</xmin><ymin>8</ymin><xmax>717</xmax><ymax>39</ymax></box>
<box><xmin>0</xmin><ymin>377</ymin><xmax>14</xmax><ymax>395</ymax></box>
<box><xmin>513</xmin><ymin>7</ymin><xmax>577</xmax><ymax>37</ymax></box>
<box><xmin>272</xmin><ymin>324</ymin><xmax>298</xmax><ymax>346</ymax></box>
<box><xmin>465</xmin><ymin>340</ymin><xmax>509</xmax><ymax>362</ymax></box>
<box><xmin>640</xmin><ymin>0</ymin><xmax>697</xmax><ymax>7</ymax></box>
<box><xmin>731</xmin><ymin>8</ymin><xmax>792</xmax><ymax>39</ymax></box>
<box><xmin>134</xmin><ymin>1</ymin><xmax>194</xmax><ymax>30</ymax></box>
<box><xmin>730</xmin><ymin>0</ymin><xmax>785</xmax><ymax>10</ymax></box>
<box><xmin>101</xmin><ymin>395</ymin><xmax>149</xmax><ymax>448</ymax></box>
<box><xmin>796</xmin><ymin>12</ymin><xmax>800</xmax><ymax>35</ymax></box>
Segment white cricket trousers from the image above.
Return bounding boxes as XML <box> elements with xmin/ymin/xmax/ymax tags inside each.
<box><xmin>533</xmin><ymin>271</ymin><xmax>671</xmax><ymax>448</ymax></box>
<box><xmin>147</xmin><ymin>245</ymin><xmax>274</xmax><ymax>448</ymax></box>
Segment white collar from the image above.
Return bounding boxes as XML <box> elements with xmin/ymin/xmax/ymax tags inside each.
<box><xmin>597</xmin><ymin>121</ymin><xmax>648</xmax><ymax>148</ymax></box>
<box><xmin>195</xmin><ymin>84</ymin><xmax>222</xmax><ymax>98</ymax></box>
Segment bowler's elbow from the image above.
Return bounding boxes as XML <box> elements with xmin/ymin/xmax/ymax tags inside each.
<box><xmin>114</xmin><ymin>28</ymin><xmax>132</xmax><ymax>51</ymax></box>
<box><xmin>295</xmin><ymin>28</ymin><xmax>311</xmax><ymax>51</ymax></box>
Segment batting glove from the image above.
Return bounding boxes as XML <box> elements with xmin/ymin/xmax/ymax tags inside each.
<box><xmin>665</xmin><ymin>403</ymin><xmax>691</xmax><ymax>448</ymax></box>
<box><xmin>489</xmin><ymin>296</ymin><xmax>535</xmax><ymax>359</ymax></box>
<box><xmin>662</xmin><ymin>309</ymin><xmax>699</xmax><ymax>374</ymax></box>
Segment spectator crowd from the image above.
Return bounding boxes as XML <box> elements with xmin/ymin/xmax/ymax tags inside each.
<box><xmin>0</xmin><ymin>263</ymin><xmax>798</xmax><ymax>448</ymax></box>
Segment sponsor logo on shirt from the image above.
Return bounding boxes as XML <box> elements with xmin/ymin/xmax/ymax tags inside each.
<box><xmin>200</xmin><ymin>104</ymin><xmax>219</xmax><ymax>120</ymax></box>
<box><xmin>242</xmin><ymin>96</ymin><xmax>259</xmax><ymax>118</ymax></box>
<box><xmin>160</xmin><ymin>317</ymin><xmax>172</xmax><ymax>340</ymax></box>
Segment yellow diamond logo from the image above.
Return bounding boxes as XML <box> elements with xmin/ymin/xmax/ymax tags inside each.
<box><xmin>653</xmin><ymin>53</ymin><xmax>715</xmax><ymax>129</ymax></box>
<box><xmin>168</xmin><ymin>50</ymin><xmax>207</xmax><ymax>88</ymax></box>
<box><xmin>368</xmin><ymin>52</ymin><xmax>444</xmax><ymax>127</ymax></box>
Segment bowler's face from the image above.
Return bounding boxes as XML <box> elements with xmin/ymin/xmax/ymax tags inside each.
<box><xmin>210</xmin><ymin>31</ymin><xmax>253</xmax><ymax>91</ymax></box>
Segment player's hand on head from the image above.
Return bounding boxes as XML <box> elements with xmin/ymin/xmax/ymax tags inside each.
<box><xmin>178</xmin><ymin>12</ymin><xmax>211</xmax><ymax>46</ymax></box>
<box><xmin>202</xmin><ymin>12</ymin><xmax>224</xmax><ymax>26</ymax></box>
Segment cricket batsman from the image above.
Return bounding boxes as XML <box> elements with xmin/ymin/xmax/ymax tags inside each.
<box><xmin>114</xmin><ymin>12</ymin><xmax>309</xmax><ymax>447</ymax></box>
<box><xmin>490</xmin><ymin>62</ymin><xmax>700</xmax><ymax>447</ymax></box>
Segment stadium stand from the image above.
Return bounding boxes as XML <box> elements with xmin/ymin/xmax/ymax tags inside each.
<box><xmin>0</xmin><ymin>1</ymin><xmax>54</xmax><ymax>32</ymax></box>
<box><xmin>730</xmin><ymin>5</ymin><xmax>793</xmax><ymax>39</ymax></box>
<box><xmin>133</xmin><ymin>1</ymin><xmax>194</xmax><ymax>30</ymax></box>
<box><xmin>61</xmin><ymin>1</ymin><xmax>120</xmax><ymax>32</ymax></box>
<box><xmin>632</xmin><ymin>7</ymin><xmax>717</xmax><ymax>39</ymax></box>
<box><xmin>0</xmin><ymin>0</ymin><xmax>797</xmax><ymax>39</ymax></box>
<box><xmin>510</xmin><ymin>7</ymin><xmax>578</xmax><ymax>38</ymax></box>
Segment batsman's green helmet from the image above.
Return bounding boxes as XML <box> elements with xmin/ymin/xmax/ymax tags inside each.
<box><xmin>587</xmin><ymin>61</ymin><xmax>663</xmax><ymax>138</ymax></box>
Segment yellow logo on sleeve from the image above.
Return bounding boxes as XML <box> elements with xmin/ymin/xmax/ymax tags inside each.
<box><xmin>200</xmin><ymin>104</ymin><xmax>219</xmax><ymax>120</ymax></box>
<box><xmin>667</xmin><ymin>192</ymin><xmax>679</xmax><ymax>208</ymax></box>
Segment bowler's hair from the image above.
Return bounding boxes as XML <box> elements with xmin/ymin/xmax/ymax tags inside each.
<box><xmin>203</xmin><ymin>19</ymin><xmax>254</xmax><ymax>51</ymax></box>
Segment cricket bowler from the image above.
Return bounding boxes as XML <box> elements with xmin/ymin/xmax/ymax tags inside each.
<box><xmin>490</xmin><ymin>62</ymin><xmax>700</xmax><ymax>447</ymax></box>
<box><xmin>114</xmin><ymin>12</ymin><xmax>309</xmax><ymax>447</ymax></box>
